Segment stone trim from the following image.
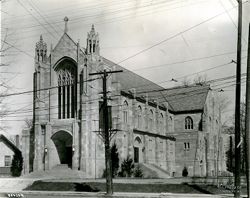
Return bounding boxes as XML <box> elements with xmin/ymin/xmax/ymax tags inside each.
<box><xmin>169</xmin><ymin>109</ymin><xmax>203</xmax><ymax>115</ymax></box>
<box><xmin>133</xmin><ymin>129</ymin><xmax>176</xmax><ymax>141</ymax></box>
<box><xmin>121</xmin><ymin>91</ymin><xmax>167</xmax><ymax>110</ymax></box>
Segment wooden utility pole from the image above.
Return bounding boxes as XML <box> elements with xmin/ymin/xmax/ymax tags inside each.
<box><xmin>89</xmin><ymin>69</ymin><xmax>123</xmax><ymax>195</ymax></box>
<box><xmin>245</xmin><ymin>23</ymin><xmax>250</xmax><ymax>198</ymax></box>
<box><xmin>79</xmin><ymin>71</ymin><xmax>83</xmax><ymax>170</ymax></box>
<box><xmin>234</xmin><ymin>0</ymin><xmax>242</xmax><ymax>197</ymax></box>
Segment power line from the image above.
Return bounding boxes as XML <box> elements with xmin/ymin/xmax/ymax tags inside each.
<box><xmin>2</xmin><ymin>73</ymin><xmax>245</xmax><ymax>117</ymax></box>
<box><xmin>16</xmin><ymin>0</ymin><xmax>58</xmax><ymax>40</ymax></box>
<box><xmin>3</xmin><ymin>0</ymin><xmax>186</xmax><ymax>31</ymax></box>
<box><xmin>114</xmin><ymin>4</ymin><xmax>241</xmax><ymax>66</ymax></box>
<box><xmin>3</xmin><ymin>0</ymin><xmax>216</xmax><ymax>40</ymax></box>
<box><xmin>0</xmin><ymin>77</ymin><xmax>101</xmax><ymax>98</ymax></box>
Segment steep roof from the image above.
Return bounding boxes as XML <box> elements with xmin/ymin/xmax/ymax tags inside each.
<box><xmin>50</xmin><ymin>32</ymin><xmax>209</xmax><ymax>113</ymax></box>
<box><xmin>0</xmin><ymin>134</ymin><xmax>21</xmax><ymax>154</ymax></box>
<box><xmin>163</xmin><ymin>85</ymin><xmax>210</xmax><ymax>112</ymax></box>
<box><xmin>102</xmin><ymin>57</ymin><xmax>168</xmax><ymax>98</ymax></box>
<box><xmin>103</xmin><ymin>57</ymin><xmax>209</xmax><ymax>113</ymax></box>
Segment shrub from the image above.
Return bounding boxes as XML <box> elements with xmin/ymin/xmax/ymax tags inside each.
<box><xmin>119</xmin><ymin>156</ymin><xmax>134</xmax><ymax>177</ymax></box>
<box><xmin>182</xmin><ymin>167</ymin><xmax>188</xmax><ymax>177</ymax></box>
<box><xmin>111</xmin><ymin>143</ymin><xmax>119</xmax><ymax>177</ymax></box>
<box><xmin>102</xmin><ymin>143</ymin><xmax>120</xmax><ymax>178</ymax></box>
<box><xmin>11</xmin><ymin>151</ymin><xmax>23</xmax><ymax>177</ymax></box>
<box><xmin>102</xmin><ymin>169</ymin><xmax>106</xmax><ymax>178</ymax></box>
<box><xmin>133</xmin><ymin>165</ymin><xmax>143</xmax><ymax>178</ymax></box>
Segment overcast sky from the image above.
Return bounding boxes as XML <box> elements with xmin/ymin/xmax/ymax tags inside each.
<box><xmin>1</xmin><ymin>0</ymin><xmax>250</xmax><ymax>137</ymax></box>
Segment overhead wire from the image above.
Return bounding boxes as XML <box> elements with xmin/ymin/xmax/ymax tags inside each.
<box><xmin>1</xmin><ymin>1</ymin><xmax>245</xmax><ymax>122</ymax></box>
<box><xmin>4</xmin><ymin>0</ymin><xmax>212</xmax><ymax>40</ymax></box>
<box><xmin>1</xmin><ymin>72</ymin><xmax>246</xmax><ymax>119</ymax></box>
<box><xmin>3</xmin><ymin>0</ymin><xmax>186</xmax><ymax>31</ymax></box>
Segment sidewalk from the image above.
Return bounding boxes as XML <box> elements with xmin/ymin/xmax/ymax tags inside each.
<box><xmin>0</xmin><ymin>177</ymin><xmax>240</xmax><ymax>198</ymax></box>
<box><xmin>0</xmin><ymin>190</ymin><xmax>235</xmax><ymax>198</ymax></box>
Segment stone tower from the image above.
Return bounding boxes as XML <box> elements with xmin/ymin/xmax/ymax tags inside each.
<box><xmin>86</xmin><ymin>25</ymin><xmax>100</xmax><ymax>55</ymax></box>
<box><xmin>35</xmin><ymin>35</ymin><xmax>47</xmax><ymax>63</ymax></box>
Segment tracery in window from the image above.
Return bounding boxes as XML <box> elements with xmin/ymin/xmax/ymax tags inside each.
<box><xmin>56</xmin><ymin>60</ymin><xmax>77</xmax><ymax>119</ymax></box>
<box><xmin>185</xmin><ymin>116</ymin><xmax>193</xmax><ymax>130</ymax></box>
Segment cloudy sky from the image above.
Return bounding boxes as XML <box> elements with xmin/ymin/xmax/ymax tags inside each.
<box><xmin>1</xmin><ymin>0</ymin><xmax>250</xmax><ymax>136</ymax></box>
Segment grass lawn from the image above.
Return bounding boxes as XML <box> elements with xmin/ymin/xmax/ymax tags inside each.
<box><xmin>24</xmin><ymin>181</ymin><xmax>245</xmax><ymax>194</ymax></box>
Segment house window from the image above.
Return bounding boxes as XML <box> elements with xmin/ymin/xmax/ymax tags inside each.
<box><xmin>185</xmin><ymin>116</ymin><xmax>193</xmax><ymax>130</ymax></box>
<box><xmin>123</xmin><ymin>101</ymin><xmax>128</xmax><ymax>123</ymax></box>
<box><xmin>4</xmin><ymin>155</ymin><xmax>11</xmax><ymax>167</ymax></box>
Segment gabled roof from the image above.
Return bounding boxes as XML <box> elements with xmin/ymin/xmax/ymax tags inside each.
<box><xmin>0</xmin><ymin>134</ymin><xmax>21</xmax><ymax>154</ymax></box>
<box><xmin>53</xmin><ymin>33</ymin><xmax>77</xmax><ymax>51</ymax></box>
<box><xmin>103</xmin><ymin>57</ymin><xmax>210</xmax><ymax>113</ymax></box>
<box><xmin>162</xmin><ymin>85</ymin><xmax>210</xmax><ymax>113</ymax></box>
<box><xmin>102</xmin><ymin>57</ymin><xmax>168</xmax><ymax>101</ymax></box>
<box><xmin>50</xmin><ymin>32</ymin><xmax>210</xmax><ymax>114</ymax></box>
<box><xmin>51</xmin><ymin>33</ymin><xmax>85</xmax><ymax>59</ymax></box>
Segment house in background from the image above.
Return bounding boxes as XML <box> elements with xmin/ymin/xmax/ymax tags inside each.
<box><xmin>0</xmin><ymin>134</ymin><xmax>21</xmax><ymax>176</ymax></box>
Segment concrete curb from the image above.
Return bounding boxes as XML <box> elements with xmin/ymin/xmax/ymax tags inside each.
<box><xmin>0</xmin><ymin>190</ymin><xmax>235</xmax><ymax>198</ymax></box>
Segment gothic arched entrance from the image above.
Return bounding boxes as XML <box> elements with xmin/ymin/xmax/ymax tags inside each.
<box><xmin>134</xmin><ymin>136</ymin><xmax>142</xmax><ymax>163</ymax></box>
<box><xmin>51</xmin><ymin>130</ymin><xmax>73</xmax><ymax>168</ymax></box>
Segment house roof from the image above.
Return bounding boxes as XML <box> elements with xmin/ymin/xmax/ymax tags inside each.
<box><xmin>0</xmin><ymin>134</ymin><xmax>21</xmax><ymax>154</ymax></box>
<box><xmin>103</xmin><ymin>57</ymin><xmax>210</xmax><ymax>113</ymax></box>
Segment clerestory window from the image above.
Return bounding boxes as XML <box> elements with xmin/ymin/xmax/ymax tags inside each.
<box><xmin>123</xmin><ymin>101</ymin><xmax>128</xmax><ymax>123</ymax></box>
<box><xmin>185</xmin><ymin>116</ymin><xmax>193</xmax><ymax>130</ymax></box>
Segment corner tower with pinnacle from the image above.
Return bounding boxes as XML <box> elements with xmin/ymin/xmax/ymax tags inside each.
<box><xmin>35</xmin><ymin>35</ymin><xmax>47</xmax><ymax>64</ymax></box>
<box><xmin>86</xmin><ymin>25</ymin><xmax>100</xmax><ymax>55</ymax></box>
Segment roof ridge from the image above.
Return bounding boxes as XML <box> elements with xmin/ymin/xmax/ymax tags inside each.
<box><xmin>51</xmin><ymin>33</ymin><xmax>85</xmax><ymax>56</ymax></box>
<box><xmin>101</xmin><ymin>57</ymin><xmax>165</xmax><ymax>90</ymax></box>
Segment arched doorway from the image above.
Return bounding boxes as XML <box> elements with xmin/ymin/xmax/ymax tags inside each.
<box><xmin>51</xmin><ymin>130</ymin><xmax>73</xmax><ymax>168</ymax></box>
<box><xmin>134</xmin><ymin>136</ymin><xmax>142</xmax><ymax>163</ymax></box>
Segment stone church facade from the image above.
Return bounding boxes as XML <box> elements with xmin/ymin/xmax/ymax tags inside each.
<box><xmin>22</xmin><ymin>18</ymin><xmax>226</xmax><ymax>178</ymax></box>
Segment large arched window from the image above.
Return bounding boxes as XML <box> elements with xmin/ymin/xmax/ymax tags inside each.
<box><xmin>149</xmin><ymin>109</ymin><xmax>154</xmax><ymax>131</ymax></box>
<box><xmin>123</xmin><ymin>101</ymin><xmax>128</xmax><ymax>123</ymax></box>
<box><xmin>56</xmin><ymin>59</ymin><xmax>77</xmax><ymax>119</ymax></box>
<box><xmin>185</xmin><ymin>116</ymin><xmax>193</xmax><ymax>130</ymax></box>
<box><xmin>137</xmin><ymin>105</ymin><xmax>142</xmax><ymax>128</ymax></box>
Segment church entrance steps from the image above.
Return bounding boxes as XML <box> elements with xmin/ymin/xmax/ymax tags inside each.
<box><xmin>23</xmin><ymin>165</ymin><xmax>87</xmax><ymax>179</ymax></box>
<box><xmin>150</xmin><ymin>164</ymin><xmax>170</xmax><ymax>176</ymax></box>
<box><xmin>52</xmin><ymin>164</ymin><xmax>70</xmax><ymax>170</ymax></box>
<box><xmin>139</xmin><ymin>163</ymin><xmax>171</xmax><ymax>179</ymax></box>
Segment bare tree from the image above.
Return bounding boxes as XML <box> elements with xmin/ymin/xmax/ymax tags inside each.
<box><xmin>193</xmin><ymin>74</ymin><xmax>208</xmax><ymax>85</ymax></box>
<box><xmin>24</xmin><ymin>118</ymin><xmax>33</xmax><ymax>129</ymax></box>
<box><xmin>0</xmin><ymin>28</ymin><xmax>18</xmax><ymax>132</ymax></box>
<box><xmin>181</xmin><ymin>77</ymin><xmax>191</xmax><ymax>86</ymax></box>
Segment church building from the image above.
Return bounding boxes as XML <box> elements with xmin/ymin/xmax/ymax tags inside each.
<box><xmin>22</xmin><ymin>17</ymin><xmax>226</xmax><ymax>178</ymax></box>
